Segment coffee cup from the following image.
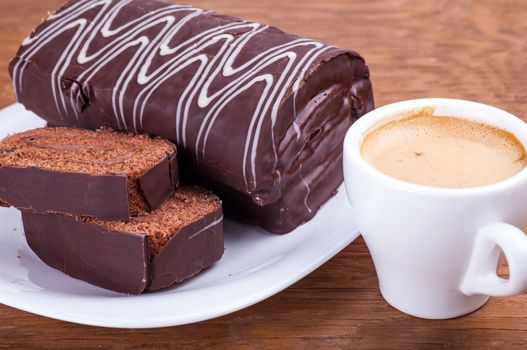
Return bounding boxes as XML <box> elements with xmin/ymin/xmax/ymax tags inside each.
<box><xmin>343</xmin><ymin>98</ymin><xmax>527</xmax><ymax>319</ymax></box>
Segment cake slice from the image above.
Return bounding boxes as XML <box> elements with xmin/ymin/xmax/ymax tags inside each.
<box><xmin>0</xmin><ymin>127</ymin><xmax>178</xmax><ymax>221</ymax></box>
<box><xmin>21</xmin><ymin>186</ymin><xmax>223</xmax><ymax>294</ymax></box>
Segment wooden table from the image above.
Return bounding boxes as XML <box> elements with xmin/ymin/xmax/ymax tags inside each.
<box><xmin>1</xmin><ymin>0</ymin><xmax>527</xmax><ymax>348</ymax></box>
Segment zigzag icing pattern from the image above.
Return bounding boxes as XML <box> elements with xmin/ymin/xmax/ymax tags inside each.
<box><xmin>12</xmin><ymin>0</ymin><xmax>333</xmax><ymax>191</ymax></box>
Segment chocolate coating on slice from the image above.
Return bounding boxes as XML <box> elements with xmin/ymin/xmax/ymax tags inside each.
<box><xmin>149</xmin><ymin>208</ymin><xmax>223</xmax><ymax>291</ymax></box>
<box><xmin>22</xmin><ymin>211</ymin><xmax>149</xmax><ymax>294</ymax></box>
<box><xmin>21</xmin><ymin>208</ymin><xmax>223</xmax><ymax>294</ymax></box>
<box><xmin>1</xmin><ymin>167</ymin><xmax>130</xmax><ymax>221</ymax></box>
<box><xmin>10</xmin><ymin>0</ymin><xmax>375</xmax><ymax>233</ymax></box>
<box><xmin>138</xmin><ymin>152</ymin><xmax>179</xmax><ymax>210</ymax></box>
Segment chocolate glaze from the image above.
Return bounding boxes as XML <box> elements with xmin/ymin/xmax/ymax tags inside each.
<box><xmin>0</xmin><ymin>150</ymin><xmax>179</xmax><ymax>221</ymax></box>
<box><xmin>0</xmin><ymin>167</ymin><xmax>130</xmax><ymax>220</ymax></box>
<box><xmin>21</xmin><ymin>208</ymin><xmax>223</xmax><ymax>294</ymax></box>
<box><xmin>10</xmin><ymin>0</ymin><xmax>374</xmax><ymax>233</ymax></box>
<box><xmin>22</xmin><ymin>211</ymin><xmax>149</xmax><ymax>294</ymax></box>
<box><xmin>138</xmin><ymin>152</ymin><xmax>179</xmax><ymax>210</ymax></box>
<box><xmin>149</xmin><ymin>208</ymin><xmax>224</xmax><ymax>291</ymax></box>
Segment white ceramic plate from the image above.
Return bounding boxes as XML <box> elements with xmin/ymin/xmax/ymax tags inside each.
<box><xmin>0</xmin><ymin>103</ymin><xmax>360</xmax><ymax>328</ymax></box>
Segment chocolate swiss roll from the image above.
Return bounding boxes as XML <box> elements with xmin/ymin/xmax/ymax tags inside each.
<box><xmin>9</xmin><ymin>0</ymin><xmax>374</xmax><ymax>233</ymax></box>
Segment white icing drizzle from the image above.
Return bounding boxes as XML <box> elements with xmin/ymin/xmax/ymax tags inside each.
<box><xmin>188</xmin><ymin>215</ymin><xmax>224</xmax><ymax>240</ymax></box>
<box><xmin>299</xmin><ymin>164</ymin><xmax>312</xmax><ymax>213</ymax></box>
<box><xmin>12</xmin><ymin>0</ymin><xmax>334</xmax><ymax>191</ymax></box>
<box><xmin>292</xmin><ymin>121</ymin><xmax>302</xmax><ymax>141</ymax></box>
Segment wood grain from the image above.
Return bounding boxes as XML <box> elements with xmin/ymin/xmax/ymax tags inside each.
<box><xmin>1</xmin><ymin>0</ymin><xmax>527</xmax><ymax>348</ymax></box>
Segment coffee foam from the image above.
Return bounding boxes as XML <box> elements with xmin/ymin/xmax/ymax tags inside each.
<box><xmin>361</xmin><ymin>113</ymin><xmax>527</xmax><ymax>188</ymax></box>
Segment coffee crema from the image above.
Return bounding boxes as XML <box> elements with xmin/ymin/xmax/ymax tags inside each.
<box><xmin>360</xmin><ymin>112</ymin><xmax>527</xmax><ymax>188</ymax></box>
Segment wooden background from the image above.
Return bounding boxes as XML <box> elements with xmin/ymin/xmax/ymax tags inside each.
<box><xmin>1</xmin><ymin>0</ymin><xmax>527</xmax><ymax>348</ymax></box>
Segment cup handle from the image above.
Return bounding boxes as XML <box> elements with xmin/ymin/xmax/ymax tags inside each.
<box><xmin>460</xmin><ymin>222</ymin><xmax>527</xmax><ymax>297</ymax></box>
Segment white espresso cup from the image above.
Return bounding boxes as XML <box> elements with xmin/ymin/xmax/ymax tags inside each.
<box><xmin>343</xmin><ymin>98</ymin><xmax>527</xmax><ymax>319</ymax></box>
